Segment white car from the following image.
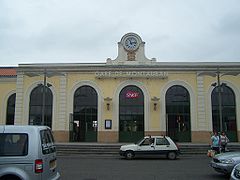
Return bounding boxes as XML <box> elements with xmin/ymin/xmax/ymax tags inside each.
<box><xmin>119</xmin><ymin>136</ymin><xmax>180</xmax><ymax>160</ymax></box>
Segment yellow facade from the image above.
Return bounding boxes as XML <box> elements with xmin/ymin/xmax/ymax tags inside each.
<box><xmin>1</xmin><ymin>33</ymin><xmax>240</xmax><ymax>143</ymax></box>
<box><xmin>0</xmin><ymin>79</ymin><xmax>16</xmax><ymax>124</ymax></box>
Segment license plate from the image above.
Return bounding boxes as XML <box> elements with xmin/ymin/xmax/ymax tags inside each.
<box><xmin>50</xmin><ymin>159</ymin><xmax>56</xmax><ymax>169</ymax></box>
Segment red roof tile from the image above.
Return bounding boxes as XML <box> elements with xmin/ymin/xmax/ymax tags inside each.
<box><xmin>0</xmin><ymin>68</ymin><xmax>17</xmax><ymax>77</ymax></box>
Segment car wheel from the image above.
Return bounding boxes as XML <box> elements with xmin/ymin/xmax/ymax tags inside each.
<box><xmin>125</xmin><ymin>151</ymin><xmax>134</xmax><ymax>160</ymax></box>
<box><xmin>167</xmin><ymin>152</ymin><xmax>176</xmax><ymax>160</ymax></box>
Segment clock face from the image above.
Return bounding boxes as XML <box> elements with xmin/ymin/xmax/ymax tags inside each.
<box><xmin>124</xmin><ymin>36</ymin><xmax>139</xmax><ymax>51</ymax></box>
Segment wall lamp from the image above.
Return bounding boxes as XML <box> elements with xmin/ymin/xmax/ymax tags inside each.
<box><xmin>37</xmin><ymin>83</ymin><xmax>52</xmax><ymax>87</ymax></box>
<box><xmin>211</xmin><ymin>82</ymin><xmax>227</xmax><ymax>87</ymax></box>
<box><xmin>104</xmin><ymin>97</ymin><xmax>112</xmax><ymax>111</ymax></box>
<box><xmin>151</xmin><ymin>96</ymin><xmax>160</xmax><ymax>111</ymax></box>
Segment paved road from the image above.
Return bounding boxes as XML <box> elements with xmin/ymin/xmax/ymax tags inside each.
<box><xmin>57</xmin><ymin>155</ymin><xmax>229</xmax><ymax>180</ymax></box>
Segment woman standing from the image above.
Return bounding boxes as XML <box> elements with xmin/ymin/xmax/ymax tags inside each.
<box><xmin>211</xmin><ymin>131</ymin><xmax>220</xmax><ymax>154</ymax></box>
<box><xmin>220</xmin><ymin>131</ymin><xmax>229</xmax><ymax>153</ymax></box>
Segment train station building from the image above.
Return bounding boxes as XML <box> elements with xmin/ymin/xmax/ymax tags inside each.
<box><xmin>1</xmin><ymin>33</ymin><xmax>240</xmax><ymax>143</ymax></box>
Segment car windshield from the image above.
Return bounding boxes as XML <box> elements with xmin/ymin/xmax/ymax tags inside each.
<box><xmin>135</xmin><ymin>138</ymin><xmax>145</xmax><ymax>145</ymax></box>
<box><xmin>135</xmin><ymin>137</ymin><xmax>154</xmax><ymax>145</ymax></box>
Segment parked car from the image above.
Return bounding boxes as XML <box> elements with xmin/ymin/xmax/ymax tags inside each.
<box><xmin>230</xmin><ymin>163</ymin><xmax>240</xmax><ymax>180</ymax></box>
<box><xmin>119</xmin><ymin>135</ymin><xmax>180</xmax><ymax>160</ymax></box>
<box><xmin>0</xmin><ymin>125</ymin><xmax>60</xmax><ymax>180</ymax></box>
<box><xmin>210</xmin><ymin>152</ymin><xmax>240</xmax><ymax>175</ymax></box>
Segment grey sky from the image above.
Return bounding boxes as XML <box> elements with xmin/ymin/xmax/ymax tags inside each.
<box><xmin>0</xmin><ymin>0</ymin><xmax>240</xmax><ymax>65</ymax></box>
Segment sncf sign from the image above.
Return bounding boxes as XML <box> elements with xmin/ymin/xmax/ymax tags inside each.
<box><xmin>126</xmin><ymin>91</ymin><xmax>139</xmax><ymax>98</ymax></box>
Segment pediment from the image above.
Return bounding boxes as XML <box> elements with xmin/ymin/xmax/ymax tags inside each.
<box><xmin>106</xmin><ymin>33</ymin><xmax>156</xmax><ymax>65</ymax></box>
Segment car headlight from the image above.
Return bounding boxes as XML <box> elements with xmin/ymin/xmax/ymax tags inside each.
<box><xmin>219</xmin><ymin>159</ymin><xmax>234</xmax><ymax>164</ymax></box>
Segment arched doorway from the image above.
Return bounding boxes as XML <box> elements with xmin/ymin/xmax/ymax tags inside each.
<box><xmin>211</xmin><ymin>85</ymin><xmax>237</xmax><ymax>141</ymax></box>
<box><xmin>119</xmin><ymin>85</ymin><xmax>144</xmax><ymax>142</ymax></box>
<box><xmin>29</xmin><ymin>85</ymin><xmax>53</xmax><ymax>128</ymax></box>
<box><xmin>6</xmin><ymin>93</ymin><xmax>16</xmax><ymax>125</ymax></box>
<box><xmin>73</xmin><ymin>86</ymin><xmax>98</xmax><ymax>142</ymax></box>
<box><xmin>166</xmin><ymin>85</ymin><xmax>191</xmax><ymax>142</ymax></box>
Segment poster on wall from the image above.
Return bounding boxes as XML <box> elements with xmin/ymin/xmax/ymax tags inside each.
<box><xmin>105</xmin><ymin>119</ymin><xmax>112</xmax><ymax>129</ymax></box>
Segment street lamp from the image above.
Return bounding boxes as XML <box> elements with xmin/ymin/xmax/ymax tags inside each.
<box><xmin>198</xmin><ymin>68</ymin><xmax>240</xmax><ymax>132</ymax></box>
<box><xmin>42</xmin><ymin>69</ymin><xmax>46</xmax><ymax>125</ymax></box>
<box><xmin>26</xmin><ymin>69</ymin><xmax>64</xmax><ymax>126</ymax></box>
<box><xmin>41</xmin><ymin>69</ymin><xmax>53</xmax><ymax>125</ymax></box>
<box><xmin>213</xmin><ymin>70</ymin><xmax>223</xmax><ymax>132</ymax></box>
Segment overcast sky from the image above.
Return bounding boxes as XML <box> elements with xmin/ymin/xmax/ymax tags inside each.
<box><xmin>0</xmin><ymin>0</ymin><xmax>240</xmax><ymax>66</ymax></box>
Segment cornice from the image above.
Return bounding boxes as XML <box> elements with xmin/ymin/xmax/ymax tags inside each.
<box><xmin>17</xmin><ymin>61</ymin><xmax>240</xmax><ymax>73</ymax></box>
<box><xmin>0</xmin><ymin>77</ymin><xmax>17</xmax><ymax>82</ymax></box>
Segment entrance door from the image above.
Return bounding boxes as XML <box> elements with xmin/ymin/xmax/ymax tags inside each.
<box><xmin>73</xmin><ymin>86</ymin><xmax>98</xmax><ymax>142</ymax></box>
<box><xmin>119</xmin><ymin>86</ymin><xmax>144</xmax><ymax>142</ymax></box>
<box><xmin>29</xmin><ymin>85</ymin><xmax>53</xmax><ymax>128</ymax></box>
<box><xmin>211</xmin><ymin>85</ymin><xmax>238</xmax><ymax>142</ymax></box>
<box><xmin>167</xmin><ymin>114</ymin><xmax>191</xmax><ymax>142</ymax></box>
<box><xmin>166</xmin><ymin>85</ymin><xmax>191</xmax><ymax>142</ymax></box>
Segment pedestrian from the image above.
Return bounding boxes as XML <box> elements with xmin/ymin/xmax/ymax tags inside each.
<box><xmin>211</xmin><ymin>131</ymin><xmax>220</xmax><ymax>154</ymax></box>
<box><xmin>220</xmin><ymin>131</ymin><xmax>229</xmax><ymax>153</ymax></box>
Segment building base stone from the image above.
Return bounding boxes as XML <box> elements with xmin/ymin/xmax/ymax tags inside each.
<box><xmin>145</xmin><ymin>131</ymin><xmax>166</xmax><ymax>136</ymax></box>
<box><xmin>98</xmin><ymin>131</ymin><xmax>118</xmax><ymax>143</ymax></box>
<box><xmin>53</xmin><ymin>130</ymin><xmax>69</xmax><ymax>142</ymax></box>
<box><xmin>52</xmin><ymin>130</ymin><xmax>240</xmax><ymax>143</ymax></box>
<box><xmin>191</xmin><ymin>131</ymin><xmax>212</xmax><ymax>143</ymax></box>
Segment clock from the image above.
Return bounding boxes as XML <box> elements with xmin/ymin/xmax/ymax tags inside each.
<box><xmin>123</xmin><ymin>36</ymin><xmax>139</xmax><ymax>51</ymax></box>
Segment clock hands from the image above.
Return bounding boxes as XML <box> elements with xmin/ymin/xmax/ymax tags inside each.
<box><xmin>124</xmin><ymin>36</ymin><xmax>138</xmax><ymax>50</ymax></box>
<box><xmin>128</xmin><ymin>39</ymin><xmax>136</xmax><ymax>47</ymax></box>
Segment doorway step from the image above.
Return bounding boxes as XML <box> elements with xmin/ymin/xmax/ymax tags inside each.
<box><xmin>56</xmin><ymin>142</ymin><xmax>240</xmax><ymax>156</ymax></box>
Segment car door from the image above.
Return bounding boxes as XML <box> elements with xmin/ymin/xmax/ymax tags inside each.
<box><xmin>154</xmin><ymin>137</ymin><xmax>171</xmax><ymax>155</ymax></box>
<box><xmin>137</xmin><ymin>137</ymin><xmax>156</xmax><ymax>155</ymax></box>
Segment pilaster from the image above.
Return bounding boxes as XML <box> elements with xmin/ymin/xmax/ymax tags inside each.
<box><xmin>197</xmin><ymin>75</ymin><xmax>207</xmax><ymax>130</ymax></box>
<box><xmin>57</xmin><ymin>74</ymin><xmax>67</xmax><ymax>130</ymax></box>
<box><xmin>14</xmin><ymin>72</ymin><xmax>24</xmax><ymax>125</ymax></box>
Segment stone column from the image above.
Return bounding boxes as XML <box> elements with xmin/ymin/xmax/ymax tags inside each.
<box><xmin>14</xmin><ymin>72</ymin><xmax>24</xmax><ymax>125</ymax></box>
<box><xmin>54</xmin><ymin>74</ymin><xmax>68</xmax><ymax>142</ymax></box>
<box><xmin>193</xmin><ymin>75</ymin><xmax>210</xmax><ymax>142</ymax></box>
<box><xmin>197</xmin><ymin>75</ymin><xmax>206</xmax><ymax>130</ymax></box>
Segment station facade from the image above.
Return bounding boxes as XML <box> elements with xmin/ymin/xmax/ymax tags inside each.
<box><xmin>1</xmin><ymin>33</ymin><xmax>240</xmax><ymax>143</ymax></box>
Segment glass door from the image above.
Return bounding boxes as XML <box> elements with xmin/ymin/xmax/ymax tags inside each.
<box><xmin>119</xmin><ymin>86</ymin><xmax>144</xmax><ymax>142</ymax></box>
<box><xmin>73</xmin><ymin>86</ymin><xmax>98</xmax><ymax>142</ymax></box>
<box><xmin>166</xmin><ymin>85</ymin><xmax>191</xmax><ymax>142</ymax></box>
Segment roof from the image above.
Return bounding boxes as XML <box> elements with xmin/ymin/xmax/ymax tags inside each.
<box><xmin>0</xmin><ymin>67</ymin><xmax>17</xmax><ymax>77</ymax></box>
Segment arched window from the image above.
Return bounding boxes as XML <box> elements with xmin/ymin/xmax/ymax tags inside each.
<box><xmin>166</xmin><ymin>85</ymin><xmax>191</xmax><ymax>142</ymax></box>
<box><xmin>211</xmin><ymin>85</ymin><xmax>237</xmax><ymax>141</ymax></box>
<box><xmin>29</xmin><ymin>85</ymin><xmax>53</xmax><ymax>128</ymax></box>
<box><xmin>119</xmin><ymin>85</ymin><xmax>144</xmax><ymax>142</ymax></box>
<box><xmin>6</xmin><ymin>93</ymin><xmax>16</xmax><ymax>125</ymax></box>
<box><xmin>73</xmin><ymin>86</ymin><xmax>98</xmax><ymax>142</ymax></box>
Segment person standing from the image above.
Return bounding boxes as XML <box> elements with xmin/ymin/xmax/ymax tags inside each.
<box><xmin>211</xmin><ymin>131</ymin><xmax>220</xmax><ymax>154</ymax></box>
<box><xmin>220</xmin><ymin>131</ymin><xmax>229</xmax><ymax>153</ymax></box>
